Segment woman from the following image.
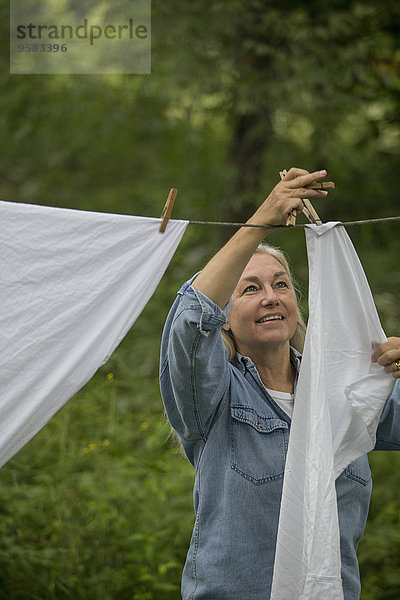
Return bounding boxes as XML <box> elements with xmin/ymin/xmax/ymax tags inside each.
<box><xmin>159</xmin><ymin>167</ymin><xmax>400</xmax><ymax>600</ymax></box>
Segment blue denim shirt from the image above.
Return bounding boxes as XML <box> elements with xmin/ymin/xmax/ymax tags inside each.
<box><xmin>159</xmin><ymin>278</ymin><xmax>400</xmax><ymax>600</ymax></box>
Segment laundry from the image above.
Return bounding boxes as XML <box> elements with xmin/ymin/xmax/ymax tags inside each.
<box><xmin>0</xmin><ymin>200</ymin><xmax>188</xmax><ymax>467</ymax></box>
<box><xmin>270</xmin><ymin>222</ymin><xmax>395</xmax><ymax>600</ymax></box>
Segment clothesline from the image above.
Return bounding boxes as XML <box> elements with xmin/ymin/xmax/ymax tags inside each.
<box><xmin>161</xmin><ymin>186</ymin><xmax>400</xmax><ymax>231</ymax></box>
<box><xmin>186</xmin><ymin>215</ymin><xmax>400</xmax><ymax>229</ymax></box>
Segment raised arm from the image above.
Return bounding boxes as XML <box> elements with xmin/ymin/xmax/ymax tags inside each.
<box><xmin>192</xmin><ymin>167</ymin><xmax>329</xmax><ymax>308</ymax></box>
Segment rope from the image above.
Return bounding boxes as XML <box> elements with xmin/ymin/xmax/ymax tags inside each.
<box><xmin>188</xmin><ymin>215</ymin><xmax>400</xmax><ymax>229</ymax></box>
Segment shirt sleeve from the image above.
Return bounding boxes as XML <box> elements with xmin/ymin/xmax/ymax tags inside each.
<box><xmin>159</xmin><ymin>276</ymin><xmax>231</xmax><ymax>449</ymax></box>
<box><xmin>374</xmin><ymin>380</ymin><xmax>400</xmax><ymax>450</ymax></box>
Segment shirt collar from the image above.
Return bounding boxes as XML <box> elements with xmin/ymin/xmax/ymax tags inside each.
<box><xmin>233</xmin><ymin>347</ymin><xmax>302</xmax><ymax>375</ymax></box>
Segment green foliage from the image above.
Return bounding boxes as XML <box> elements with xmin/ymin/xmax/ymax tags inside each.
<box><xmin>0</xmin><ymin>0</ymin><xmax>400</xmax><ymax>596</ymax></box>
<box><xmin>358</xmin><ymin>451</ymin><xmax>400</xmax><ymax>600</ymax></box>
<box><xmin>0</xmin><ymin>338</ymin><xmax>194</xmax><ymax>599</ymax></box>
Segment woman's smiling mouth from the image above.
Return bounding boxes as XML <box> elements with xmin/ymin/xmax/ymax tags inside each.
<box><xmin>256</xmin><ymin>314</ymin><xmax>284</xmax><ymax>323</ymax></box>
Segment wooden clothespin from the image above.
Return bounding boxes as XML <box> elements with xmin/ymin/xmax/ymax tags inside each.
<box><xmin>306</xmin><ymin>181</ymin><xmax>335</xmax><ymax>190</ymax></box>
<box><xmin>159</xmin><ymin>188</ymin><xmax>178</xmax><ymax>233</ymax></box>
<box><xmin>279</xmin><ymin>170</ymin><xmax>324</xmax><ymax>226</ymax></box>
<box><xmin>280</xmin><ymin>170</ymin><xmax>297</xmax><ymax>227</ymax></box>
<box><xmin>302</xmin><ymin>199</ymin><xmax>323</xmax><ymax>226</ymax></box>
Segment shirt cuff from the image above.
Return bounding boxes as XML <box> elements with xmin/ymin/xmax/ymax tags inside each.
<box><xmin>178</xmin><ymin>275</ymin><xmax>231</xmax><ymax>335</ymax></box>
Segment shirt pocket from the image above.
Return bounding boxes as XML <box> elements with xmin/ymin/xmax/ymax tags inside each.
<box><xmin>231</xmin><ymin>405</ymin><xmax>289</xmax><ymax>485</ymax></box>
<box><xmin>344</xmin><ymin>455</ymin><xmax>371</xmax><ymax>486</ymax></box>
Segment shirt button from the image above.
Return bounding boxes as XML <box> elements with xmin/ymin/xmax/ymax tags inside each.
<box><xmin>257</xmin><ymin>423</ymin><xmax>263</xmax><ymax>429</ymax></box>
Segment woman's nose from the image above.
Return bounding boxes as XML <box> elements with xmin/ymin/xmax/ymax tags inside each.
<box><xmin>260</xmin><ymin>287</ymin><xmax>279</xmax><ymax>306</ymax></box>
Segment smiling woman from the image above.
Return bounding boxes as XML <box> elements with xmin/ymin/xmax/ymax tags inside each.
<box><xmin>159</xmin><ymin>167</ymin><xmax>400</xmax><ymax>600</ymax></box>
<box><xmin>221</xmin><ymin>243</ymin><xmax>306</xmax><ymax>367</ymax></box>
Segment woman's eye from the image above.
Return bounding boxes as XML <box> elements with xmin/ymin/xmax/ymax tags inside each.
<box><xmin>276</xmin><ymin>281</ymin><xmax>289</xmax><ymax>288</ymax></box>
<box><xmin>244</xmin><ymin>285</ymin><xmax>257</xmax><ymax>293</ymax></box>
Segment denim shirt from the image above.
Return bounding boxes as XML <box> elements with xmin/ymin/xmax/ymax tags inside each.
<box><xmin>159</xmin><ymin>278</ymin><xmax>400</xmax><ymax>600</ymax></box>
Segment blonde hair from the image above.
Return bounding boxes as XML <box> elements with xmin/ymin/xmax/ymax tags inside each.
<box><xmin>221</xmin><ymin>242</ymin><xmax>306</xmax><ymax>361</ymax></box>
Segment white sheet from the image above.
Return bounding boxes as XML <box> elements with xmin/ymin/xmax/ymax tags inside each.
<box><xmin>0</xmin><ymin>200</ymin><xmax>188</xmax><ymax>467</ymax></box>
<box><xmin>270</xmin><ymin>222</ymin><xmax>395</xmax><ymax>600</ymax></box>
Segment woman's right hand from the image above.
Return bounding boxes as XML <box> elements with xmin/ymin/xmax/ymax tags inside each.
<box><xmin>191</xmin><ymin>167</ymin><xmax>329</xmax><ymax>308</ymax></box>
<box><xmin>249</xmin><ymin>167</ymin><xmax>329</xmax><ymax>227</ymax></box>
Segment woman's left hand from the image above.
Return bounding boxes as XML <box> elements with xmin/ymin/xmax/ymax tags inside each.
<box><xmin>372</xmin><ymin>336</ymin><xmax>400</xmax><ymax>379</ymax></box>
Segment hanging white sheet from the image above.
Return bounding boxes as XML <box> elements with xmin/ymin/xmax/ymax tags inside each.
<box><xmin>270</xmin><ymin>222</ymin><xmax>395</xmax><ymax>600</ymax></box>
<box><xmin>0</xmin><ymin>200</ymin><xmax>188</xmax><ymax>467</ymax></box>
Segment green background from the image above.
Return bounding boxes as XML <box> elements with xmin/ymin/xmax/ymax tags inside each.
<box><xmin>1</xmin><ymin>0</ymin><xmax>400</xmax><ymax>598</ymax></box>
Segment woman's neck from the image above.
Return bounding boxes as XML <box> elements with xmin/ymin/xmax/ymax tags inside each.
<box><xmin>248</xmin><ymin>344</ymin><xmax>295</xmax><ymax>393</ymax></box>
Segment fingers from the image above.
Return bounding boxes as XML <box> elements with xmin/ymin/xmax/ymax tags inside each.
<box><xmin>283</xmin><ymin>168</ymin><xmax>311</xmax><ymax>181</ymax></box>
<box><xmin>282</xmin><ymin>169</ymin><xmax>329</xmax><ymax>199</ymax></box>
<box><xmin>288</xmin><ymin>199</ymin><xmax>305</xmax><ymax>215</ymax></box>
<box><xmin>373</xmin><ymin>347</ymin><xmax>399</xmax><ymax>366</ymax></box>
<box><xmin>372</xmin><ymin>337</ymin><xmax>400</xmax><ymax>379</ymax></box>
<box><xmin>384</xmin><ymin>361</ymin><xmax>400</xmax><ymax>378</ymax></box>
<box><xmin>287</xmin><ymin>187</ymin><xmax>328</xmax><ymax>199</ymax></box>
<box><xmin>257</xmin><ymin>167</ymin><xmax>328</xmax><ymax>227</ymax></box>
<box><xmin>372</xmin><ymin>337</ymin><xmax>400</xmax><ymax>364</ymax></box>
<box><xmin>284</xmin><ymin>168</ymin><xmax>327</xmax><ymax>186</ymax></box>
<box><xmin>385</xmin><ymin>365</ymin><xmax>400</xmax><ymax>378</ymax></box>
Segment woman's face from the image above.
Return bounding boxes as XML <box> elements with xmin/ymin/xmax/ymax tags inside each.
<box><xmin>225</xmin><ymin>253</ymin><xmax>298</xmax><ymax>357</ymax></box>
